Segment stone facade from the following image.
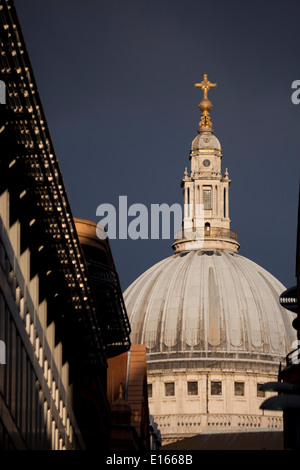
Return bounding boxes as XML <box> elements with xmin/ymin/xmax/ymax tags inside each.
<box><xmin>147</xmin><ymin>367</ymin><xmax>283</xmax><ymax>444</ymax></box>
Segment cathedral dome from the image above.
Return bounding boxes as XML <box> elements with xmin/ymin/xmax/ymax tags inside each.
<box><xmin>124</xmin><ymin>250</ymin><xmax>295</xmax><ymax>369</ymax></box>
<box><xmin>123</xmin><ymin>76</ymin><xmax>296</xmax><ymax>441</ymax></box>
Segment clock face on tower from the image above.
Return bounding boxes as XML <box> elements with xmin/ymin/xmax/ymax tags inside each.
<box><xmin>203</xmin><ymin>159</ymin><xmax>210</xmax><ymax>167</ymax></box>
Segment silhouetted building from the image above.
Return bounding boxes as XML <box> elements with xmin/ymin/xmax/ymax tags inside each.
<box><xmin>0</xmin><ymin>0</ymin><xmax>133</xmax><ymax>450</ymax></box>
<box><xmin>74</xmin><ymin>218</ymin><xmax>131</xmax><ymax>359</ymax></box>
<box><xmin>261</xmin><ymin>190</ymin><xmax>300</xmax><ymax>449</ymax></box>
<box><xmin>107</xmin><ymin>345</ymin><xmax>161</xmax><ymax>450</ymax></box>
<box><xmin>75</xmin><ymin>219</ymin><xmax>159</xmax><ymax>451</ymax></box>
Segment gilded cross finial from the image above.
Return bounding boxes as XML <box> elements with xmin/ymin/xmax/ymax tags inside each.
<box><xmin>194</xmin><ymin>74</ymin><xmax>217</xmax><ymax>132</ymax></box>
<box><xmin>194</xmin><ymin>74</ymin><xmax>217</xmax><ymax>101</ymax></box>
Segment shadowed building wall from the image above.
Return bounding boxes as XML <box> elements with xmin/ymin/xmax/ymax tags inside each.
<box><xmin>107</xmin><ymin>344</ymin><xmax>160</xmax><ymax>450</ymax></box>
<box><xmin>0</xmin><ymin>0</ymin><xmax>130</xmax><ymax>449</ymax></box>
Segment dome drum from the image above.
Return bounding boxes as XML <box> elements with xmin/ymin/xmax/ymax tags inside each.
<box><xmin>172</xmin><ymin>230</ymin><xmax>239</xmax><ymax>253</ymax></box>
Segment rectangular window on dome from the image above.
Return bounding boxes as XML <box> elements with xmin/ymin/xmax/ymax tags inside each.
<box><xmin>203</xmin><ymin>189</ymin><xmax>212</xmax><ymax>210</ymax></box>
<box><xmin>257</xmin><ymin>384</ymin><xmax>265</xmax><ymax>398</ymax></box>
<box><xmin>165</xmin><ymin>382</ymin><xmax>175</xmax><ymax>397</ymax></box>
<box><xmin>187</xmin><ymin>382</ymin><xmax>198</xmax><ymax>396</ymax></box>
<box><xmin>147</xmin><ymin>383</ymin><xmax>152</xmax><ymax>398</ymax></box>
<box><xmin>211</xmin><ymin>381</ymin><xmax>222</xmax><ymax>395</ymax></box>
<box><xmin>234</xmin><ymin>381</ymin><xmax>245</xmax><ymax>396</ymax></box>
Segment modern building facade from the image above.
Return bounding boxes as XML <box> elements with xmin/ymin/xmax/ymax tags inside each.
<box><xmin>75</xmin><ymin>219</ymin><xmax>159</xmax><ymax>451</ymax></box>
<box><xmin>74</xmin><ymin>218</ymin><xmax>131</xmax><ymax>360</ymax></box>
<box><xmin>0</xmin><ymin>0</ymin><xmax>134</xmax><ymax>450</ymax></box>
<box><xmin>123</xmin><ymin>75</ymin><xmax>296</xmax><ymax>446</ymax></box>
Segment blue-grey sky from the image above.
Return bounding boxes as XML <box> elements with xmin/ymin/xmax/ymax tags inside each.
<box><xmin>14</xmin><ymin>0</ymin><xmax>300</xmax><ymax>292</ymax></box>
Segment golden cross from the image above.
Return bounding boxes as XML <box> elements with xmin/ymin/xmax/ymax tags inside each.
<box><xmin>194</xmin><ymin>74</ymin><xmax>217</xmax><ymax>100</ymax></box>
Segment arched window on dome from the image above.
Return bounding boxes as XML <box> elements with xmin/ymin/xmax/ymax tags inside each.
<box><xmin>205</xmin><ymin>222</ymin><xmax>211</xmax><ymax>236</ymax></box>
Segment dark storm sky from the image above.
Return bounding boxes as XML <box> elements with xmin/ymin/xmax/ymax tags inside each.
<box><xmin>14</xmin><ymin>0</ymin><xmax>300</xmax><ymax>291</ymax></box>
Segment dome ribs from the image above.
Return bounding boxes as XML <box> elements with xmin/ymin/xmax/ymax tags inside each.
<box><xmin>160</xmin><ymin>252</ymin><xmax>194</xmax><ymax>353</ymax></box>
<box><xmin>124</xmin><ymin>251</ymin><xmax>295</xmax><ymax>367</ymax></box>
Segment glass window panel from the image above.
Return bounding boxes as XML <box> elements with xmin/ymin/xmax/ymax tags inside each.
<box><xmin>203</xmin><ymin>189</ymin><xmax>212</xmax><ymax>210</ymax></box>
<box><xmin>211</xmin><ymin>381</ymin><xmax>222</xmax><ymax>395</ymax></box>
<box><xmin>165</xmin><ymin>382</ymin><xmax>175</xmax><ymax>397</ymax></box>
<box><xmin>187</xmin><ymin>382</ymin><xmax>198</xmax><ymax>396</ymax></box>
<box><xmin>257</xmin><ymin>384</ymin><xmax>265</xmax><ymax>397</ymax></box>
<box><xmin>234</xmin><ymin>382</ymin><xmax>245</xmax><ymax>396</ymax></box>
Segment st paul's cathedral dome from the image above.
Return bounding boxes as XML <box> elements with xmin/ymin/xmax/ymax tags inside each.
<box><xmin>123</xmin><ymin>75</ymin><xmax>296</xmax><ymax>446</ymax></box>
